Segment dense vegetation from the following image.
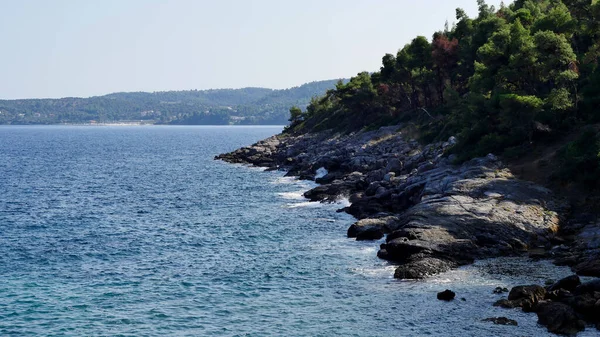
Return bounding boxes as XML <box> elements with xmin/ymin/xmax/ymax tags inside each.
<box><xmin>287</xmin><ymin>0</ymin><xmax>600</xmax><ymax>188</ymax></box>
<box><xmin>0</xmin><ymin>80</ymin><xmax>340</xmax><ymax>125</ymax></box>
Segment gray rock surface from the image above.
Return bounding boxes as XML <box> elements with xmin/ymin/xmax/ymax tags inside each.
<box><xmin>216</xmin><ymin>126</ymin><xmax>568</xmax><ymax>280</ymax></box>
<box><xmin>217</xmin><ymin>125</ymin><xmax>600</xmax><ymax>335</ymax></box>
<box><xmin>493</xmin><ymin>280</ymin><xmax>600</xmax><ymax>334</ymax></box>
<box><xmin>536</xmin><ymin>302</ymin><xmax>586</xmax><ymax>335</ymax></box>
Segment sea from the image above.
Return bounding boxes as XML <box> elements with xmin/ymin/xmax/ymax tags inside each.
<box><xmin>0</xmin><ymin>125</ymin><xmax>595</xmax><ymax>336</ymax></box>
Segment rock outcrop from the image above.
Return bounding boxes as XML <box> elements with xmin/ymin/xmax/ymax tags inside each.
<box><xmin>554</xmin><ymin>218</ymin><xmax>600</xmax><ymax>278</ymax></box>
<box><xmin>216</xmin><ymin>126</ymin><xmax>567</xmax><ymax>280</ymax></box>
<box><xmin>216</xmin><ymin>125</ymin><xmax>600</xmax><ymax>335</ymax></box>
<box><xmin>494</xmin><ymin>276</ymin><xmax>600</xmax><ymax>334</ymax></box>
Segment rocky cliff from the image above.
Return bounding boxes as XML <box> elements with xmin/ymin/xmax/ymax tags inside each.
<box><xmin>217</xmin><ymin>125</ymin><xmax>600</xmax><ymax>334</ymax></box>
<box><xmin>216</xmin><ymin>126</ymin><xmax>594</xmax><ymax>278</ymax></box>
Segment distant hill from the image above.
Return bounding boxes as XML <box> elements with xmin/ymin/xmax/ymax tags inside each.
<box><xmin>0</xmin><ymin>79</ymin><xmax>343</xmax><ymax>125</ymax></box>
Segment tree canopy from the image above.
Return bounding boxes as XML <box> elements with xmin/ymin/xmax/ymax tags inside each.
<box><xmin>288</xmin><ymin>0</ymin><xmax>600</xmax><ymax>163</ymax></box>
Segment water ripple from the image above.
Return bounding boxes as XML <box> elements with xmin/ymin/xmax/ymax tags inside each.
<box><xmin>0</xmin><ymin>126</ymin><xmax>595</xmax><ymax>336</ymax></box>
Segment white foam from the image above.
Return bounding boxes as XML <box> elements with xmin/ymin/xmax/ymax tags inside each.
<box><xmin>271</xmin><ymin>176</ymin><xmax>298</xmax><ymax>185</ymax></box>
<box><xmin>336</xmin><ymin>197</ymin><xmax>351</xmax><ymax>208</ymax></box>
<box><xmin>283</xmin><ymin>201</ymin><xmax>322</xmax><ymax>209</ymax></box>
<box><xmin>277</xmin><ymin>191</ymin><xmax>306</xmax><ymax>200</ymax></box>
<box><xmin>314</xmin><ymin>167</ymin><xmax>328</xmax><ymax>179</ymax></box>
<box><xmin>233</xmin><ymin>163</ymin><xmax>269</xmax><ymax>172</ymax></box>
<box><xmin>314</xmin><ymin>218</ymin><xmax>336</xmax><ymax>223</ymax></box>
<box><xmin>249</xmin><ymin>166</ymin><xmax>269</xmax><ymax>172</ymax></box>
<box><xmin>358</xmin><ymin>246</ymin><xmax>378</xmax><ymax>254</ymax></box>
<box><xmin>351</xmin><ymin>265</ymin><xmax>397</xmax><ymax>278</ymax></box>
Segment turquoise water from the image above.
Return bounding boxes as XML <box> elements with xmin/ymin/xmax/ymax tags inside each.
<box><xmin>0</xmin><ymin>126</ymin><xmax>593</xmax><ymax>336</ymax></box>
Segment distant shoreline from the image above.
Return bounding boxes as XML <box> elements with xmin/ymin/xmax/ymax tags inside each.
<box><xmin>0</xmin><ymin>123</ymin><xmax>286</xmax><ymax>127</ymax></box>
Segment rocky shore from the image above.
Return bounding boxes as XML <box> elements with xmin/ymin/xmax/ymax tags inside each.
<box><xmin>216</xmin><ymin>125</ymin><xmax>600</xmax><ymax>334</ymax></box>
<box><xmin>493</xmin><ymin>275</ymin><xmax>600</xmax><ymax>335</ymax></box>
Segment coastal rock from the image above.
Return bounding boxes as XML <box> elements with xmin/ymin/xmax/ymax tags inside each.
<box><xmin>493</xmin><ymin>285</ymin><xmax>547</xmax><ymax>311</ymax></box>
<box><xmin>376</xmin><ymin>156</ymin><xmax>562</xmax><ymax>278</ymax></box>
<box><xmin>354</xmin><ymin>227</ymin><xmax>384</xmax><ymax>241</ymax></box>
<box><xmin>548</xmin><ymin>275</ymin><xmax>581</xmax><ymax>292</ymax></box>
<box><xmin>347</xmin><ymin>217</ymin><xmax>398</xmax><ymax>239</ymax></box>
<box><xmin>508</xmin><ymin>285</ymin><xmax>547</xmax><ymax>303</ymax></box>
<box><xmin>216</xmin><ymin>126</ymin><xmax>566</xmax><ymax>280</ymax></box>
<box><xmin>493</xmin><ymin>287</ymin><xmax>509</xmax><ymax>294</ymax></box>
<box><xmin>393</xmin><ymin>257</ymin><xmax>458</xmax><ymax>279</ymax></box>
<box><xmin>493</xmin><ymin>279</ymin><xmax>600</xmax><ymax>333</ymax></box>
<box><xmin>215</xmin><ymin>135</ymin><xmax>282</xmax><ymax>167</ymax></box>
<box><xmin>365</xmin><ymin>182</ymin><xmax>382</xmax><ymax>196</ymax></box>
<box><xmin>574</xmin><ymin>279</ymin><xmax>600</xmax><ymax>295</ymax></box>
<box><xmin>481</xmin><ymin>317</ymin><xmax>518</xmax><ymax>326</ymax></box>
<box><xmin>303</xmin><ymin>181</ymin><xmax>352</xmax><ymax>202</ymax></box>
<box><xmin>437</xmin><ymin>289</ymin><xmax>456</xmax><ymax>301</ymax></box>
<box><xmin>562</xmin><ymin>293</ymin><xmax>597</xmax><ymax>320</ymax></box>
<box><xmin>574</xmin><ymin>258</ymin><xmax>600</xmax><ymax>277</ymax></box>
<box><xmin>315</xmin><ymin>172</ymin><xmax>343</xmax><ymax>184</ymax></box>
<box><xmin>554</xmin><ymin>222</ymin><xmax>600</xmax><ymax>278</ymax></box>
<box><xmin>385</xmin><ymin>158</ymin><xmax>403</xmax><ymax>173</ymax></box>
<box><xmin>216</xmin><ymin>125</ymin><xmax>600</xmax><ymax>336</ymax></box>
<box><xmin>536</xmin><ymin>302</ymin><xmax>586</xmax><ymax>335</ymax></box>
<box><xmin>546</xmin><ymin>289</ymin><xmax>574</xmax><ymax>301</ymax></box>
<box><xmin>494</xmin><ymin>299</ymin><xmax>521</xmax><ymax>309</ymax></box>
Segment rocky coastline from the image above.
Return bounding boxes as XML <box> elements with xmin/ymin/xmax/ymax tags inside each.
<box><xmin>216</xmin><ymin>126</ymin><xmax>600</xmax><ymax>334</ymax></box>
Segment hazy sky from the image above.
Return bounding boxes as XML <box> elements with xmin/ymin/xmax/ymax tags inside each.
<box><xmin>0</xmin><ymin>0</ymin><xmax>503</xmax><ymax>99</ymax></box>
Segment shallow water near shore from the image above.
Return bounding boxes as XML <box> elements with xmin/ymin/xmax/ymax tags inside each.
<box><xmin>0</xmin><ymin>125</ymin><xmax>595</xmax><ymax>336</ymax></box>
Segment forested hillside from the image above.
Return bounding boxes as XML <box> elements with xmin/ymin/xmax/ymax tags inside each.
<box><xmin>287</xmin><ymin>0</ymin><xmax>600</xmax><ymax>188</ymax></box>
<box><xmin>0</xmin><ymin>80</ymin><xmax>340</xmax><ymax>125</ymax></box>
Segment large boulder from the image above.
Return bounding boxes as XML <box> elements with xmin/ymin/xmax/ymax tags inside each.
<box><xmin>437</xmin><ymin>289</ymin><xmax>456</xmax><ymax>301</ymax></box>
<box><xmin>574</xmin><ymin>258</ymin><xmax>600</xmax><ymax>277</ymax></box>
<box><xmin>355</xmin><ymin>227</ymin><xmax>384</xmax><ymax>241</ymax></box>
<box><xmin>508</xmin><ymin>285</ymin><xmax>547</xmax><ymax>303</ymax></box>
<box><xmin>574</xmin><ymin>279</ymin><xmax>600</xmax><ymax>295</ymax></box>
<box><xmin>494</xmin><ymin>285</ymin><xmax>547</xmax><ymax>311</ymax></box>
<box><xmin>562</xmin><ymin>293</ymin><xmax>598</xmax><ymax>321</ymax></box>
<box><xmin>303</xmin><ymin>180</ymin><xmax>353</xmax><ymax>202</ymax></box>
<box><xmin>536</xmin><ymin>302</ymin><xmax>586</xmax><ymax>335</ymax></box>
<box><xmin>347</xmin><ymin>217</ymin><xmax>398</xmax><ymax>240</ymax></box>
<box><xmin>375</xmin><ymin>155</ymin><xmax>563</xmax><ymax>279</ymax></box>
<box><xmin>548</xmin><ymin>275</ymin><xmax>581</xmax><ymax>292</ymax></box>
<box><xmin>393</xmin><ymin>257</ymin><xmax>458</xmax><ymax>279</ymax></box>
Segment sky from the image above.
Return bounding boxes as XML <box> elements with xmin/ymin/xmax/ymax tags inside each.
<box><xmin>0</xmin><ymin>0</ymin><xmax>503</xmax><ymax>99</ymax></box>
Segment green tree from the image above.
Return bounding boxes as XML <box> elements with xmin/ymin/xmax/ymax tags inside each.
<box><xmin>288</xmin><ymin>106</ymin><xmax>304</xmax><ymax>123</ymax></box>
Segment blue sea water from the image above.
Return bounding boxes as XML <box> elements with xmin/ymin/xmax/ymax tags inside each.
<box><xmin>0</xmin><ymin>125</ymin><xmax>595</xmax><ymax>336</ymax></box>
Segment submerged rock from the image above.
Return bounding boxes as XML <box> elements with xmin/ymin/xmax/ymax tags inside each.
<box><xmin>437</xmin><ymin>289</ymin><xmax>456</xmax><ymax>301</ymax></box>
<box><xmin>482</xmin><ymin>317</ymin><xmax>518</xmax><ymax>326</ymax></box>
<box><xmin>394</xmin><ymin>257</ymin><xmax>458</xmax><ymax>280</ymax></box>
<box><xmin>493</xmin><ymin>287</ymin><xmax>509</xmax><ymax>294</ymax></box>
